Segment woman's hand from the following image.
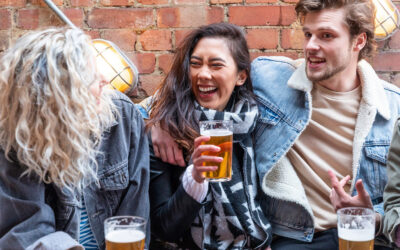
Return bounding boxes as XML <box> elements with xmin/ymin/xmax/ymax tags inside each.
<box><xmin>151</xmin><ymin>125</ymin><xmax>186</xmax><ymax>167</ymax></box>
<box><xmin>191</xmin><ymin>136</ymin><xmax>223</xmax><ymax>183</ymax></box>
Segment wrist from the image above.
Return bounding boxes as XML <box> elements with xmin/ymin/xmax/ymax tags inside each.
<box><xmin>192</xmin><ymin>168</ymin><xmax>205</xmax><ymax>183</ymax></box>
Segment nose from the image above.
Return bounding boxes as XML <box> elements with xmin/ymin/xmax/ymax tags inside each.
<box><xmin>305</xmin><ymin>35</ymin><xmax>319</xmax><ymax>51</ymax></box>
<box><xmin>197</xmin><ymin>66</ymin><xmax>212</xmax><ymax>81</ymax></box>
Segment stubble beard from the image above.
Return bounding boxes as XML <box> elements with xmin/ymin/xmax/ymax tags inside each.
<box><xmin>306</xmin><ymin>63</ymin><xmax>347</xmax><ymax>83</ymax></box>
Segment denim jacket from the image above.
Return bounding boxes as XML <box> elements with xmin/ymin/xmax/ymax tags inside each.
<box><xmin>0</xmin><ymin>91</ymin><xmax>150</xmax><ymax>250</ymax></box>
<box><xmin>251</xmin><ymin>56</ymin><xmax>400</xmax><ymax>242</ymax></box>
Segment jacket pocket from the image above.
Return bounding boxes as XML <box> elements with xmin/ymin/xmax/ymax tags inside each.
<box><xmin>98</xmin><ymin>160</ymin><xmax>129</xmax><ymax>213</ymax></box>
<box><xmin>99</xmin><ymin>160</ymin><xmax>129</xmax><ymax>191</ymax></box>
<box><xmin>363</xmin><ymin>143</ymin><xmax>390</xmax><ymax>198</ymax></box>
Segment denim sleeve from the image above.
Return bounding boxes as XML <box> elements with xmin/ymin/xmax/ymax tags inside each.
<box><xmin>27</xmin><ymin>232</ymin><xmax>83</xmax><ymax>250</ymax></box>
<box><xmin>114</xmin><ymin>105</ymin><xmax>150</xmax><ymax>246</ymax></box>
<box><xmin>0</xmin><ymin>155</ymin><xmax>79</xmax><ymax>250</ymax></box>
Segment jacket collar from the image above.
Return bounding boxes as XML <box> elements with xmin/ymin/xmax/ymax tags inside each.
<box><xmin>287</xmin><ymin>59</ymin><xmax>391</xmax><ymax>120</ymax></box>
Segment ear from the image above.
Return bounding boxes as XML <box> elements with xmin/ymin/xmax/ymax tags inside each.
<box><xmin>353</xmin><ymin>32</ymin><xmax>367</xmax><ymax>53</ymax></box>
<box><xmin>236</xmin><ymin>70</ymin><xmax>247</xmax><ymax>86</ymax></box>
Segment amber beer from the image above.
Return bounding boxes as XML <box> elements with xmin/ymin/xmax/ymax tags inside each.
<box><xmin>105</xmin><ymin>229</ymin><xmax>145</xmax><ymax>250</ymax></box>
<box><xmin>200</xmin><ymin>120</ymin><xmax>233</xmax><ymax>182</ymax></box>
<box><xmin>338</xmin><ymin>229</ymin><xmax>374</xmax><ymax>250</ymax></box>
<box><xmin>104</xmin><ymin>216</ymin><xmax>146</xmax><ymax>250</ymax></box>
<box><xmin>337</xmin><ymin>207</ymin><xmax>375</xmax><ymax>250</ymax></box>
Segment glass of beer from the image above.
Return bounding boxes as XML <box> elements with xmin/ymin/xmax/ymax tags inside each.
<box><xmin>199</xmin><ymin>120</ymin><xmax>233</xmax><ymax>182</ymax></box>
<box><xmin>337</xmin><ymin>207</ymin><xmax>375</xmax><ymax>250</ymax></box>
<box><xmin>104</xmin><ymin>216</ymin><xmax>146</xmax><ymax>250</ymax></box>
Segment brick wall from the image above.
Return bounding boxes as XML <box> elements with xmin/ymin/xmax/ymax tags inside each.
<box><xmin>0</xmin><ymin>0</ymin><xmax>399</xmax><ymax>96</ymax></box>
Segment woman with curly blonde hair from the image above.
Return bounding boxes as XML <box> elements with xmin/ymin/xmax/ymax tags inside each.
<box><xmin>0</xmin><ymin>27</ymin><xmax>149</xmax><ymax>250</ymax></box>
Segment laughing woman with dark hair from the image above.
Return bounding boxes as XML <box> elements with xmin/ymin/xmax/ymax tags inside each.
<box><xmin>145</xmin><ymin>23</ymin><xmax>271</xmax><ymax>249</ymax></box>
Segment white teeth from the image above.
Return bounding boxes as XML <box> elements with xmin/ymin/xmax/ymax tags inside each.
<box><xmin>199</xmin><ymin>86</ymin><xmax>217</xmax><ymax>92</ymax></box>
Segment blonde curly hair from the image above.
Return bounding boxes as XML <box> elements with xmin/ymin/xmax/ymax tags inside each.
<box><xmin>0</xmin><ymin>27</ymin><xmax>116</xmax><ymax>190</ymax></box>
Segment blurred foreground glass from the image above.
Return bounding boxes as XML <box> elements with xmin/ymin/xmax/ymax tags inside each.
<box><xmin>104</xmin><ymin>216</ymin><xmax>146</xmax><ymax>250</ymax></box>
<box><xmin>337</xmin><ymin>207</ymin><xmax>375</xmax><ymax>250</ymax></box>
<box><xmin>200</xmin><ymin>120</ymin><xmax>233</xmax><ymax>182</ymax></box>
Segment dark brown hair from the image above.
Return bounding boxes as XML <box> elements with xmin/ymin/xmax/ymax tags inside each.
<box><xmin>295</xmin><ymin>0</ymin><xmax>376</xmax><ymax>60</ymax></box>
<box><xmin>146</xmin><ymin>22</ymin><xmax>253</xmax><ymax>159</ymax></box>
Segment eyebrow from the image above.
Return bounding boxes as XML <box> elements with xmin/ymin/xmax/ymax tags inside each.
<box><xmin>302</xmin><ymin>26</ymin><xmax>337</xmax><ymax>32</ymax></box>
<box><xmin>190</xmin><ymin>56</ymin><xmax>226</xmax><ymax>63</ymax></box>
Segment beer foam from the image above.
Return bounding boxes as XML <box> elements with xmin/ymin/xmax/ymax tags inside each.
<box><xmin>201</xmin><ymin>129</ymin><xmax>232</xmax><ymax>136</ymax></box>
<box><xmin>338</xmin><ymin>228</ymin><xmax>374</xmax><ymax>242</ymax></box>
<box><xmin>106</xmin><ymin>229</ymin><xmax>145</xmax><ymax>243</ymax></box>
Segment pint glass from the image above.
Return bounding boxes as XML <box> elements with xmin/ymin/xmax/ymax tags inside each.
<box><xmin>337</xmin><ymin>207</ymin><xmax>375</xmax><ymax>250</ymax></box>
<box><xmin>104</xmin><ymin>216</ymin><xmax>146</xmax><ymax>250</ymax></box>
<box><xmin>199</xmin><ymin>120</ymin><xmax>233</xmax><ymax>182</ymax></box>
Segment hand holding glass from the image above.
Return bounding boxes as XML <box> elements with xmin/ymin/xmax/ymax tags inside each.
<box><xmin>199</xmin><ymin>120</ymin><xmax>233</xmax><ymax>182</ymax></box>
<box><xmin>104</xmin><ymin>216</ymin><xmax>146</xmax><ymax>250</ymax></box>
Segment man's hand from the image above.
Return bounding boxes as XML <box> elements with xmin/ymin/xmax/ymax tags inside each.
<box><xmin>328</xmin><ymin>170</ymin><xmax>373</xmax><ymax>211</ymax></box>
<box><xmin>151</xmin><ymin>125</ymin><xmax>186</xmax><ymax>167</ymax></box>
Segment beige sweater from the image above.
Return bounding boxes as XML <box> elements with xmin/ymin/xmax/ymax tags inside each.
<box><xmin>287</xmin><ymin>84</ymin><xmax>361</xmax><ymax>231</ymax></box>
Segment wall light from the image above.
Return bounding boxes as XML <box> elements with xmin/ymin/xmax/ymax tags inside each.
<box><xmin>372</xmin><ymin>0</ymin><xmax>400</xmax><ymax>40</ymax></box>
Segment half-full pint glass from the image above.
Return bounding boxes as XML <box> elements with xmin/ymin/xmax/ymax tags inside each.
<box><xmin>200</xmin><ymin>120</ymin><xmax>233</xmax><ymax>182</ymax></box>
<box><xmin>337</xmin><ymin>207</ymin><xmax>375</xmax><ymax>250</ymax></box>
<box><xmin>104</xmin><ymin>216</ymin><xmax>146</xmax><ymax>250</ymax></box>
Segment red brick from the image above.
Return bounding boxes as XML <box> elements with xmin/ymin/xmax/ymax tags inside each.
<box><xmin>247</xmin><ymin>29</ymin><xmax>278</xmax><ymax>49</ymax></box>
<box><xmin>103</xmin><ymin>29</ymin><xmax>137</xmax><ymax>51</ymax></box>
<box><xmin>210</xmin><ymin>0</ymin><xmax>240</xmax><ymax>3</ymax></box>
<box><xmin>250</xmin><ymin>51</ymin><xmax>300</xmax><ymax>61</ymax></box>
<box><xmin>175</xmin><ymin>29</ymin><xmax>192</xmax><ymax>48</ymax></box>
<box><xmin>372</xmin><ymin>52</ymin><xmax>400</xmax><ymax>71</ymax></box>
<box><xmin>86</xmin><ymin>30</ymin><xmax>101</xmax><ymax>39</ymax></box>
<box><xmin>388</xmin><ymin>30</ymin><xmax>400</xmax><ymax>49</ymax></box>
<box><xmin>245</xmin><ymin>0</ymin><xmax>277</xmax><ymax>3</ymax></box>
<box><xmin>158</xmin><ymin>53</ymin><xmax>173</xmax><ymax>73</ymax></box>
<box><xmin>282</xmin><ymin>28</ymin><xmax>303</xmax><ymax>49</ymax></box>
<box><xmin>0</xmin><ymin>9</ymin><xmax>11</xmax><ymax>30</ymax></box>
<box><xmin>0</xmin><ymin>0</ymin><xmax>26</xmax><ymax>7</ymax></box>
<box><xmin>18</xmin><ymin>9</ymin><xmax>39</xmax><ymax>30</ymax></box>
<box><xmin>175</xmin><ymin>0</ymin><xmax>207</xmax><ymax>3</ymax></box>
<box><xmin>139</xmin><ymin>30</ymin><xmax>172</xmax><ymax>51</ymax></box>
<box><xmin>100</xmin><ymin>0</ymin><xmax>132</xmax><ymax>6</ymax></box>
<box><xmin>88</xmin><ymin>8</ymin><xmax>153</xmax><ymax>29</ymax></box>
<box><xmin>37</xmin><ymin>8</ymin><xmax>83</xmax><ymax>27</ymax></box>
<box><xmin>31</xmin><ymin>0</ymin><xmax>62</xmax><ymax>7</ymax></box>
<box><xmin>138</xmin><ymin>0</ymin><xmax>168</xmax><ymax>4</ymax></box>
<box><xmin>229</xmin><ymin>6</ymin><xmax>296</xmax><ymax>26</ymax></box>
<box><xmin>0</xmin><ymin>30</ymin><xmax>9</xmax><ymax>52</ymax></box>
<box><xmin>71</xmin><ymin>0</ymin><xmax>94</xmax><ymax>7</ymax></box>
<box><xmin>128</xmin><ymin>53</ymin><xmax>156</xmax><ymax>74</ymax></box>
<box><xmin>140</xmin><ymin>73</ymin><xmax>164</xmax><ymax>95</ymax></box>
<box><xmin>157</xmin><ymin>6</ymin><xmax>223</xmax><ymax>28</ymax></box>
<box><xmin>62</xmin><ymin>8</ymin><xmax>84</xmax><ymax>27</ymax></box>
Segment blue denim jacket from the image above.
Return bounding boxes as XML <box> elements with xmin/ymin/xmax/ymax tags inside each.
<box><xmin>0</xmin><ymin>91</ymin><xmax>150</xmax><ymax>250</ymax></box>
<box><xmin>251</xmin><ymin>56</ymin><xmax>400</xmax><ymax>242</ymax></box>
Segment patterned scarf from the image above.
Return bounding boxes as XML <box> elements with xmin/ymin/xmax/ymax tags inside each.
<box><xmin>191</xmin><ymin>94</ymin><xmax>272</xmax><ymax>249</ymax></box>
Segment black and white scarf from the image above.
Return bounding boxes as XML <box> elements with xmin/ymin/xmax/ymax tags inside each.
<box><xmin>191</xmin><ymin>94</ymin><xmax>272</xmax><ymax>249</ymax></box>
